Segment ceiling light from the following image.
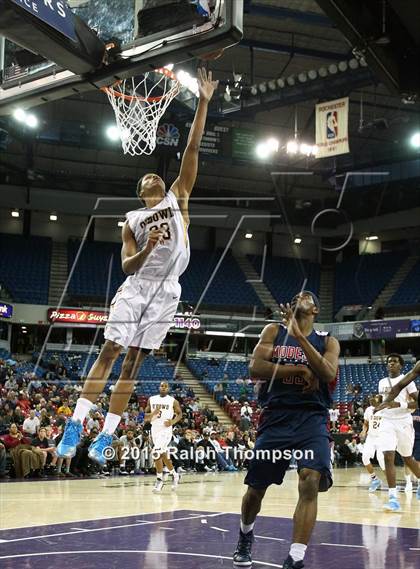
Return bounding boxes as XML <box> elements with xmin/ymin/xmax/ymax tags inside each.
<box><xmin>338</xmin><ymin>61</ymin><xmax>348</xmax><ymax>72</ymax></box>
<box><xmin>11</xmin><ymin>210</ymin><xmax>20</xmax><ymax>218</ymax></box>
<box><xmin>410</xmin><ymin>132</ymin><xmax>420</xmax><ymax>148</ymax></box>
<box><xmin>256</xmin><ymin>142</ymin><xmax>270</xmax><ymax>159</ymax></box>
<box><xmin>298</xmin><ymin>72</ymin><xmax>307</xmax><ymax>83</ymax></box>
<box><xmin>286</xmin><ymin>76</ymin><xmax>295</xmax><ymax>86</ymax></box>
<box><xmin>328</xmin><ymin>64</ymin><xmax>338</xmax><ymax>74</ymax></box>
<box><xmin>245</xmin><ymin>233</ymin><xmax>253</xmax><ymax>239</ymax></box>
<box><xmin>349</xmin><ymin>58</ymin><xmax>359</xmax><ymax>70</ymax></box>
<box><xmin>13</xmin><ymin>108</ymin><xmax>26</xmax><ymax>122</ymax></box>
<box><xmin>276</xmin><ymin>78</ymin><xmax>285</xmax><ymax>88</ymax></box>
<box><xmin>294</xmin><ymin>237</ymin><xmax>302</xmax><ymax>244</ymax></box>
<box><xmin>50</xmin><ymin>214</ymin><xmax>58</xmax><ymax>222</ymax></box>
<box><xmin>268</xmin><ymin>79</ymin><xmax>276</xmax><ymax>91</ymax></box>
<box><xmin>365</xmin><ymin>235</ymin><xmax>378</xmax><ymax>241</ymax></box>
<box><xmin>258</xmin><ymin>82</ymin><xmax>267</xmax><ymax>93</ymax></box>
<box><xmin>106</xmin><ymin>125</ymin><xmax>121</xmax><ymax>141</ymax></box>
<box><xmin>308</xmin><ymin>69</ymin><xmax>318</xmax><ymax>80</ymax></box>
<box><xmin>286</xmin><ymin>140</ymin><xmax>298</xmax><ymax>154</ymax></box>
<box><xmin>266</xmin><ymin>137</ymin><xmax>279</xmax><ymax>152</ymax></box>
<box><xmin>26</xmin><ymin>114</ymin><xmax>38</xmax><ymax>128</ymax></box>
<box><xmin>318</xmin><ymin>67</ymin><xmax>328</xmax><ymax>77</ymax></box>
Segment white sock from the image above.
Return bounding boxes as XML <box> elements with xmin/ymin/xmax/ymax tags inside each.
<box><xmin>102</xmin><ymin>412</ymin><xmax>121</xmax><ymax>435</ymax></box>
<box><xmin>290</xmin><ymin>543</ymin><xmax>307</xmax><ymax>562</ymax></box>
<box><xmin>240</xmin><ymin>521</ymin><xmax>254</xmax><ymax>534</ymax></box>
<box><xmin>72</xmin><ymin>398</ymin><xmax>94</xmax><ymax>424</ymax></box>
<box><xmin>405</xmin><ymin>474</ymin><xmax>412</xmax><ymax>484</ymax></box>
<box><xmin>389</xmin><ymin>487</ymin><xmax>398</xmax><ymax>499</ymax></box>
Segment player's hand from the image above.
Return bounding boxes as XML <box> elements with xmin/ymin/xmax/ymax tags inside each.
<box><xmin>151</xmin><ymin>408</ymin><xmax>160</xmax><ymax>418</ymax></box>
<box><xmin>374</xmin><ymin>401</ymin><xmax>393</xmax><ymax>413</ymax></box>
<box><xmin>280</xmin><ymin>303</ymin><xmax>303</xmax><ymax>339</ymax></box>
<box><xmin>164</xmin><ymin>420</ymin><xmax>172</xmax><ymax>427</ymax></box>
<box><xmin>145</xmin><ymin>229</ymin><xmax>164</xmax><ymax>253</ymax></box>
<box><xmin>197</xmin><ymin>68</ymin><xmax>219</xmax><ymax>102</ymax></box>
<box><xmin>296</xmin><ymin>365</ymin><xmax>319</xmax><ymax>393</ymax></box>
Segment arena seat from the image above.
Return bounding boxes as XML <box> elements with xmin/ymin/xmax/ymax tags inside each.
<box><xmin>180</xmin><ymin>249</ymin><xmax>262</xmax><ymax>307</ymax></box>
<box><xmin>247</xmin><ymin>255</ymin><xmax>320</xmax><ymax>304</ymax></box>
<box><xmin>388</xmin><ymin>257</ymin><xmax>420</xmax><ymax>306</ymax></box>
<box><xmin>334</xmin><ymin>252</ymin><xmax>406</xmax><ymax>314</ymax></box>
<box><xmin>0</xmin><ymin>234</ymin><xmax>52</xmax><ymax>304</ymax></box>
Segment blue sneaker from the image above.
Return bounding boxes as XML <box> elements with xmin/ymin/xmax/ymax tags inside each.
<box><xmin>282</xmin><ymin>555</ymin><xmax>305</xmax><ymax>568</ymax></box>
<box><xmin>88</xmin><ymin>432</ymin><xmax>114</xmax><ymax>466</ymax></box>
<box><xmin>368</xmin><ymin>478</ymin><xmax>382</xmax><ymax>492</ymax></box>
<box><xmin>384</xmin><ymin>498</ymin><xmax>401</xmax><ymax>512</ymax></box>
<box><xmin>56</xmin><ymin>419</ymin><xmax>83</xmax><ymax>458</ymax></box>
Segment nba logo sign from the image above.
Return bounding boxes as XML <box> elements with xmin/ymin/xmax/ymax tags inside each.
<box><xmin>326</xmin><ymin>111</ymin><xmax>338</xmax><ymax>139</ymax></box>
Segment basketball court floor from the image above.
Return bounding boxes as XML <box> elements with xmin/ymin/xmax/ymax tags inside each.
<box><xmin>1</xmin><ymin>469</ymin><xmax>419</xmax><ymax>568</ymax></box>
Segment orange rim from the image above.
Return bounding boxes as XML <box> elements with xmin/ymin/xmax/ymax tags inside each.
<box><xmin>101</xmin><ymin>67</ymin><xmax>179</xmax><ymax>102</ymax></box>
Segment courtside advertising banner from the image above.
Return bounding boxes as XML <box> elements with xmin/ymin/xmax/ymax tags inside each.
<box><xmin>315</xmin><ymin>97</ymin><xmax>349</xmax><ymax>158</ymax></box>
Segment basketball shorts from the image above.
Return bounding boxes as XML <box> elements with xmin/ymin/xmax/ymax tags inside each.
<box><xmin>151</xmin><ymin>427</ymin><xmax>173</xmax><ymax>454</ymax></box>
<box><xmin>362</xmin><ymin>436</ymin><xmax>385</xmax><ymax>470</ymax></box>
<box><xmin>104</xmin><ymin>277</ymin><xmax>181</xmax><ymax>350</ymax></box>
<box><xmin>244</xmin><ymin>410</ymin><xmax>333</xmax><ymax>492</ymax></box>
<box><xmin>376</xmin><ymin>416</ymin><xmax>415</xmax><ymax>457</ymax></box>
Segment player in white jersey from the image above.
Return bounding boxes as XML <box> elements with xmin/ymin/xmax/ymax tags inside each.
<box><xmin>375</xmin><ymin>354</ymin><xmax>420</xmax><ymax>511</ymax></box>
<box><xmin>360</xmin><ymin>395</ymin><xmax>385</xmax><ymax>491</ymax></box>
<box><xmin>145</xmin><ymin>381</ymin><xmax>183</xmax><ymax>492</ymax></box>
<box><xmin>57</xmin><ymin>68</ymin><xmax>219</xmax><ymax>464</ymax></box>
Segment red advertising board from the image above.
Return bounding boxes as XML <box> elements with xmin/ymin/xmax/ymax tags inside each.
<box><xmin>48</xmin><ymin>309</ymin><xmax>108</xmax><ymax>324</ymax></box>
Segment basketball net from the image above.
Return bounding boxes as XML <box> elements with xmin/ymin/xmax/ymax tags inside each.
<box><xmin>102</xmin><ymin>68</ymin><xmax>180</xmax><ymax>156</ymax></box>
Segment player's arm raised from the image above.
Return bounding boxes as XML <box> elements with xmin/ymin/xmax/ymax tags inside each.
<box><xmin>249</xmin><ymin>324</ymin><xmax>313</xmax><ymax>383</ymax></box>
<box><xmin>375</xmin><ymin>360</ymin><xmax>420</xmax><ymax>412</ymax></box>
<box><xmin>171</xmin><ymin>69</ymin><xmax>218</xmax><ymax>202</ymax></box>
<box><xmin>280</xmin><ymin>304</ymin><xmax>340</xmax><ymax>383</ymax></box>
<box><xmin>121</xmin><ymin>222</ymin><xmax>163</xmax><ymax>275</ymax></box>
<box><xmin>164</xmin><ymin>399</ymin><xmax>183</xmax><ymax>428</ymax></box>
<box><xmin>144</xmin><ymin>399</ymin><xmax>159</xmax><ymax>423</ymax></box>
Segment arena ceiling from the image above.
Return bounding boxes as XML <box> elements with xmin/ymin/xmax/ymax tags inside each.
<box><xmin>0</xmin><ymin>0</ymin><xmax>420</xmax><ymax>229</ymax></box>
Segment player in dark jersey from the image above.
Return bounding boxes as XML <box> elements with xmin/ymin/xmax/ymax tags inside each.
<box><xmin>232</xmin><ymin>291</ymin><xmax>340</xmax><ymax>569</ymax></box>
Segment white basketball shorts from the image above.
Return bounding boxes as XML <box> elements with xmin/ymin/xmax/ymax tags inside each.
<box><xmin>362</xmin><ymin>436</ymin><xmax>385</xmax><ymax>470</ymax></box>
<box><xmin>151</xmin><ymin>427</ymin><xmax>173</xmax><ymax>454</ymax></box>
<box><xmin>104</xmin><ymin>277</ymin><xmax>181</xmax><ymax>350</ymax></box>
<box><xmin>376</xmin><ymin>416</ymin><xmax>415</xmax><ymax>457</ymax></box>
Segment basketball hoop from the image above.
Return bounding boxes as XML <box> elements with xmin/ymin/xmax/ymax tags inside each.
<box><xmin>102</xmin><ymin>68</ymin><xmax>180</xmax><ymax>156</ymax></box>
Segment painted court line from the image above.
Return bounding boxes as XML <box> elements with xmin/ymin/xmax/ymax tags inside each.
<box><xmin>0</xmin><ymin>512</ymin><xmax>225</xmax><ymax>544</ymax></box>
<box><xmin>210</xmin><ymin>526</ymin><xmax>230</xmax><ymax>532</ymax></box>
<box><xmin>255</xmin><ymin>535</ymin><xmax>286</xmax><ymax>542</ymax></box>
<box><xmin>0</xmin><ymin>550</ymin><xmax>283</xmax><ymax>567</ymax></box>
<box><xmin>320</xmin><ymin>543</ymin><xmax>367</xmax><ymax>549</ymax></box>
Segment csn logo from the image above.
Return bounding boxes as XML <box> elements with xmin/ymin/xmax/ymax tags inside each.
<box><xmin>156</xmin><ymin>123</ymin><xmax>180</xmax><ymax>147</ymax></box>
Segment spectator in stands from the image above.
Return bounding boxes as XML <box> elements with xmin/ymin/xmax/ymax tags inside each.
<box><xmin>2</xmin><ymin>423</ymin><xmax>44</xmax><ymax>478</ymax></box>
<box><xmin>86</xmin><ymin>410</ymin><xmax>100</xmax><ymax>433</ymax></box>
<box><xmin>118</xmin><ymin>429</ymin><xmax>140</xmax><ymax>474</ymax></box>
<box><xmin>39</xmin><ymin>408</ymin><xmax>51</xmax><ymax>427</ymax></box>
<box><xmin>70</xmin><ymin>428</ymin><xmax>100</xmax><ymax>477</ymax></box>
<box><xmin>195</xmin><ymin>432</ymin><xmax>217</xmax><ymax>472</ymax></box>
<box><xmin>5</xmin><ymin>375</ymin><xmax>18</xmax><ymax>391</ymax></box>
<box><xmin>22</xmin><ymin>410</ymin><xmax>40</xmax><ymax>436</ymax></box>
<box><xmin>209</xmin><ymin>358</ymin><xmax>219</xmax><ymax>367</ymax></box>
<box><xmin>57</xmin><ymin>399</ymin><xmax>72</xmax><ymax>417</ymax></box>
<box><xmin>0</xmin><ymin>408</ymin><xmax>14</xmax><ymax>434</ymax></box>
<box><xmin>31</xmin><ymin>426</ymin><xmax>56</xmax><ymax>468</ymax></box>
<box><xmin>12</xmin><ymin>406</ymin><xmax>25</xmax><ymax>426</ymax></box>
<box><xmin>346</xmin><ymin>438</ymin><xmax>361</xmax><ymax>464</ymax></box>
<box><xmin>339</xmin><ymin>418</ymin><xmax>353</xmax><ymax>434</ymax></box>
<box><xmin>209</xmin><ymin>431</ymin><xmax>237</xmax><ymax>471</ymax></box>
<box><xmin>0</xmin><ymin>440</ymin><xmax>6</xmax><ymax>478</ymax></box>
<box><xmin>240</xmin><ymin>402</ymin><xmax>253</xmax><ymax>432</ymax></box>
<box><xmin>336</xmin><ymin>439</ymin><xmax>357</xmax><ymax>467</ymax></box>
<box><xmin>329</xmin><ymin>405</ymin><xmax>339</xmax><ymax>432</ymax></box>
<box><xmin>235</xmin><ymin>377</ymin><xmax>245</xmax><ymax>385</ymax></box>
<box><xmin>177</xmin><ymin>429</ymin><xmax>194</xmax><ymax>472</ymax></box>
<box><xmin>214</xmin><ymin>382</ymin><xmax>224</xmax><ymax>396</ymax></box>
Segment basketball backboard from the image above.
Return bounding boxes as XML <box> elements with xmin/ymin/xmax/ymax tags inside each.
<box><xmin>0</xmin><ymin>0</ymin><xmax>243</xmax><ymax>115</ymax></box>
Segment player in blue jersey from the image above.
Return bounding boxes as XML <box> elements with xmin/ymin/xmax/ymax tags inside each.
<box><xmin>233</xmin><ymin>291</ymin><xmax>340</xmax><ymax>569</ymax></box>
